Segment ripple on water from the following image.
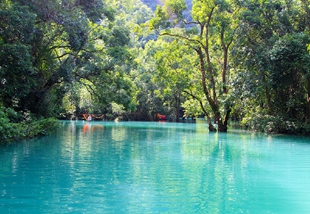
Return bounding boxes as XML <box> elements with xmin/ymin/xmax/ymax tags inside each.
<box><xmin>0</xmin><ymin>121</ymin><xmax>310</xmax><ymax>213</ymax></box>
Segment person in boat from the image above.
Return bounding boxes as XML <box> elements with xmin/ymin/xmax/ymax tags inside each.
<box><xmin>87</xmin><ymin>114</ymin><xmax>92</xmax><ymax>121</ymax></box>
<box><xmin>156</xmin><ymin>113</ymin><xmax>167</xmax><ymax>120</ymax></box>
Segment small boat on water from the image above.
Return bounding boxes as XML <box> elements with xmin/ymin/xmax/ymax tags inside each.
<box><xmin>82</xmin><ymin>114</ymin><xmax>105</xmax><ymax>121</ymax></box>
<box><xmin>156</xmin><ymin>113</ymin><xmax>167</xmax><ymax>121</ymax></box>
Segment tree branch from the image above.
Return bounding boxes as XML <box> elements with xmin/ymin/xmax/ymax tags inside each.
<box><xmin>183</xmin><ymin>90</ymin><xmax>211</xmax><ymax>120</ymax></box>
<box><xmin>160</xmin><ymin>32</ymin><xmax>204</xmax><ymax>47</ymax></box>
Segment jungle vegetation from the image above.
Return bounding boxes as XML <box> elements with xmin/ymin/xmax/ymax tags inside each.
<box><xmin>0</xmin><ymin>0</ymin><xmax>310</xmax><ymax>141</ymax></box>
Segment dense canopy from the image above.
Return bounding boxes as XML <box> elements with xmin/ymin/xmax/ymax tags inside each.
<box><xmin>1</xmin><ymin>0</ymin><xmax>310</xmax><ymax>140</ymax></box>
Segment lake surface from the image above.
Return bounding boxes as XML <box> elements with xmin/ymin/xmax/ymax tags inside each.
<box><xmin>1</xmin><ymin>120</ymin><xmax>310</xmax><ymax>213</ymax></box>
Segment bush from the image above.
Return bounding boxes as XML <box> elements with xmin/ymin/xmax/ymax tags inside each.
<box><xmin>19</xmin><ymin>118</ymin><xmax>60</xmax><ymax>139</ymax></box>
<box><xmin>0</xmin><ymin>107</ymin><xmax>59</xmax><ymax>143</ymax></box>
<box><xmin>242</xmin><ymin>114</ymin><xmax>310</xmax><ymax>135</ymax></box>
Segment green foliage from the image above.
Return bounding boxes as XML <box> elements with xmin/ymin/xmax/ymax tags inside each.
<box><xmin>0</xmin><ymin>107</ymin><xmax>59</xmax><ymax>143</ymax></box>
<box><xmin>77</xmin><ymin>0</ymin><xmax>112</xmax><ymax>22</ymax></box>
<box><xmin>1</xmin><ymin>0</ymin><xmax>310</xmax><ymax>135</ymax></box>
<box><xmin>149</xmin><ymin>0</ymin><xmax>187</xmax><ymax>29</ymax></box>
<box><xmin>269</xmin><ymin>33</ymin><xmax>310</xmax><ymax>85</ymax></box>
<box><xmin>232</xmin><ymin>0</ymin><xmax>310</xmax><ymax>132</ymax></box>
<box><xmin>191</xmin><ymin>0</ymin><xmax>215</xmax><ymax>22</ymax></box>
<box><xmin>267</xmin><ymin>33</ymin><xmax>310</xmax><ymax>118</ymax></box>
<box><xmin>0</xmin><ymin>4</ymin><xmax>37</xmax><ymax>108</ymax></box>
<box><xmin>149</xmin><ymin>5</ymin><xmax>171</xmax><ymax>30</ymax></box>
<box><xmin>1</xmin><ymin>0</ymin><xmax>139</xmax><ymax>120</ymax></box>
<box><xmin>18</xmin><ymin>117</ymin><xmax>60</xmax><ymax>139</ymax></box>
<box><xmin>148</xmin><ymin>0</ymin><xmax>242</xmax><ymax>130</ymax></box>
<box><xmin>182</xmin><ymin>99</ymin><xmax>204</xmax><ymax>118</ymax></box>
<box><xmin>164</xmin><ymin>0</ymin><xmax>187</xmax><ymax>20</ymax></box>
<box><xmin>0</xmin><ymin>43</ymin><xmax>36</xmax><ymax>103</ymax></box>
<box><xmin>242</xmin><ymin>114</ymin><xmax>310</xmax><ymax>135</ymax></box>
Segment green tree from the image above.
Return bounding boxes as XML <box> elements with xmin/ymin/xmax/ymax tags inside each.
<box><xmin>132</xmin><ymin>42</ymin><xmax>167</xmax><ymax>120</ymax></box>
<box><xmin>61</xmin><ymin>0</ymin><xmax>155</xmax><ymax>118</ymax></box>
<box><xmin>232</xmin><ymin>0</ymin><xmax>310</xmax><ymax>133</ymax></box>
<box><xmin>1</xmin><ymin>0</ymin><xmax>137</xmax><ymax>119</ymax></box>
<box><xmin>148</xmin><ymin>0</ymin><xmax>241</xmax><ymax>131</ymax></box>
<box><xmin>0</xmin><ymin>3</ymin><xmax>36</xmax><ymax>110</ymax></box>
<box><xmin>149</xmin><ymin>38</ymin><xmax>194</xmax><ymax>121</ymax></box>
<box><xmin>269</xmin><ymin>33</ymin><xmax>310</xmax><ymax>119</ymax></box>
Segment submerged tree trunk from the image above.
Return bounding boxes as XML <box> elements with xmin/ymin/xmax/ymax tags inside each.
<box><xmin>160</xmin><ymin>3</ymin><xmax>235</xmax><ymax>132</ymax></box>
<box><xmin>217</xmin><ymin>107</ymin><xmax>231</xmax><ymax>132</ymax></box>
<box><xmin>209</xmin><ymin>122</ymin><xmax>217</xmax><ymax>132</ymax></box>
<box><xmin>196</xmin><ymin>47</ymin><xmax>231</xmax><ymax>132</ymax></box>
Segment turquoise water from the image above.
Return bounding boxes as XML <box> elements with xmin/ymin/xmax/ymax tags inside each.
<box><xmin>1</xmin><ymin>120</ymin><xmax>310</xmax><ymax>213</ymax></box>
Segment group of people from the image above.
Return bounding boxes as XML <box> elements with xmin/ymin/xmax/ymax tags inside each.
<box><xmin>82</xmin><ymin>114</ymin><xmax>106</xmax><ymax>121</ymax></box>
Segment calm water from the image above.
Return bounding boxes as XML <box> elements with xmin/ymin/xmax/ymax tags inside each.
<box><xmin>1</xmin><ymin>120</ymin><xmax>310</xmax><ymax>213</ymax></box>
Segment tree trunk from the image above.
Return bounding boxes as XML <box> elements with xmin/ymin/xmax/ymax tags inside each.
<box><xmin>209</xmin><ymin>122</ymin><xmax>217</xmax><ymax>132</ymax></box>
<box><xmin>214</xmin><ymin>112</ymin><xmax>226</xmax><ymax>132</ymax></box>
<box><xmin>218</xmin><ymin>122</ymin><xmax>227</xmax><ymax>132</ymax></box>
<box><xmin>306</xmin><ymin>77</ymin><xmax>310</xmax><ymax>122</ymax></box>
<box><xmin>175</xmin><ymin>95</ymin><xmax>180</xmax><ymax>122</ymax></box>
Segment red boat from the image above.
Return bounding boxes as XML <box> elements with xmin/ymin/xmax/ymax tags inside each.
<box><xmin>156</xmin><ymin>113</ymin><xmax>167</xmax><ymax>121</ymax></box>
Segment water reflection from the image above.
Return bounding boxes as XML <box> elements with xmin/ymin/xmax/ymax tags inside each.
<box><xmin>0</xmin><ymin>121</ymin><xmax>310</xmax><ymax>213</ymax></box>
<box><xmin>82</xmin><ymin>122</ymin><xmax>104</xmax><ymax>133</ymax></box>
<box><xmin>111</xmin><ymin>126</ymin><xmax>126</xmax><ymax>142</ymax></box>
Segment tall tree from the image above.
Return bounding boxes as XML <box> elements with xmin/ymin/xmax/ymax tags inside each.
<box><xmin>232</xmin><ymin>0</ymin><xmax>310</xmax><ymax>133</ymax></box>
<box><xmin>147</xmin><ymin>38</ymin><xmax>194</xmax><ymax>121</ymax></box>
<box><xmin>0</xmin><ymin>3</ymin><xmax>37</xmax><ymax>111</ymax></box>
<box><xmin>1</xmin><ymin>0</ymin><xmax>137</xmax><ymax>118</ymax></box>
<box><xmin>149</xmin><ymin>0</ymin><xmax>241</xmax><ymax>131</ymax></box>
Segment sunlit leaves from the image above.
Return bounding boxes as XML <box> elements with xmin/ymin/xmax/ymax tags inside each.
<box><xmin>149</xmin><ymin>5</ymin><xmax>171</xmax><ymax>30</ymax></box>
<box><xmin>0</xmin><ymin>0</ymin><xmax>139</xmax><ymax>117</ymax></box>
<box><xmin>164</xmin><ymin>0</ymin><xmax>187</xmax><ymax>20</ymax></box>
<box><xmin>192</xmin><ymin>0</ymin><xmax>215</xmax><ymax>22</ymax></box>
